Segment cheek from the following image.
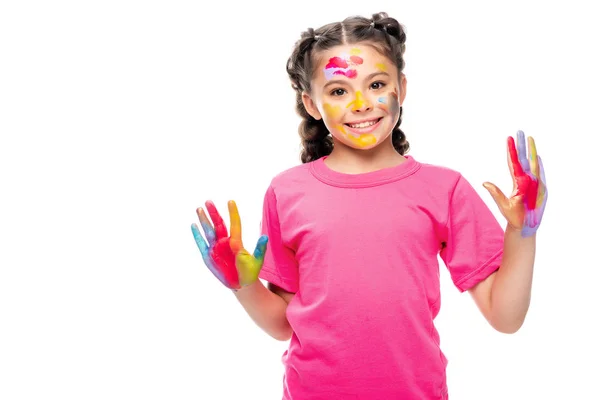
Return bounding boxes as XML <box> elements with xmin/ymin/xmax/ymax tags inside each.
<box><xmin>323</xmin><ymin>103</ymin><xmax>343</xmax><ymax>121</ymax></box>
<box><xmin>389</xmin><ymin>89</ymin><xmax>400</xmax><ymax>117</ymax></box>
<box><xmin>376</xmin><ymin>89</ymin><xmax>400</xmax><ymax>117</ymax></box>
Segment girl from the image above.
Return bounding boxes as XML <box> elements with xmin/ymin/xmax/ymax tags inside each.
<box><xmin>192</xmin><ymin>11</ymin><xmax>547</xmax><ymax>400</ymax></box>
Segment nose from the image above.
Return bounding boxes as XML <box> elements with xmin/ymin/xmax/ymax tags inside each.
<box><xmin>347</xmin><ymin>91</ymin><xmax>372</xmax><ymax>113</ymax></box>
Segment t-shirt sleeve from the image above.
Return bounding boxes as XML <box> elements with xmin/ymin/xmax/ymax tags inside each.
<box><xmin>440</xmin><ymin>174</ymin><xmax>504</xmax><ymax>292</ymax></box>
<box><xmin>257</xmin><ymin>184</ymin><xmax>299</xmax><ymax>293</ymax></box>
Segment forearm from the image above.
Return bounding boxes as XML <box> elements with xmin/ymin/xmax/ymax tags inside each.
<box><xmin>490</xmin><ymin>225</ymin><xmax>536</xmax><ymax>333</ymax></box>
<box><xmin>233</xmin><ymin>280</ymin><xmax>292</xmax><ymax>341</ymax></box>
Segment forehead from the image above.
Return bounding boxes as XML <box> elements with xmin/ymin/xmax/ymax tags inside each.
<box><xmin>314</xmin><ymin>44</ymin><xmax>394</xmax><ymax>78</ymax></box>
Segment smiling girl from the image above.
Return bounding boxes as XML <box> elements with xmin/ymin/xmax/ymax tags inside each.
<box><xmin>192</xmin><ymin>11</ymin><xmax>547</xmax><ymax>399</ymax></box>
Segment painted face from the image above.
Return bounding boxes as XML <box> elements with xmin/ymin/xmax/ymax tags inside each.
<box><xmin>311</xmin><ymin>44</ymin><xmax>405</xmax><ymax>150</ymax></box>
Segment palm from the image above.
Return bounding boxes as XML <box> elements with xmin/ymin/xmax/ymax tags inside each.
<box><xmin>191</xmin><ymin>200</ymin><xmax>268</xmax><ymax>290</ymax></box>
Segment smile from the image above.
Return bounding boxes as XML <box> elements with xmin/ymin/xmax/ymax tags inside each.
<box><xmin>344</xmin><ymin>117</ymin><xmax>383</xmax><ymax>134</ymax></box>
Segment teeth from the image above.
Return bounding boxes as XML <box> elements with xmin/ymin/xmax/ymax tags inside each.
<box><xmin>348</xmin><ymin>120</ymin><xmax>378</xmax><ymax>128</ymax></box>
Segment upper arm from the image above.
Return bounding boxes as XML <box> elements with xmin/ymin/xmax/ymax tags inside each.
<box><xmin>268</xmin><ymin>282</ymin><xmax>295</xmax><ymax>304</ymax></box>
<box><xmin>468</xmin><ymin>270</ymin><xmax>496</xmax><ymax>323</ymax></box>
<box><xmin>258</xmin><ymin>184</ymin><xmax>300</xmax><ymax>293</ymax></box>
<box><xmin>440</xmin><ymin>174</ymin><xmax>504</xmax><ymax>292</ymax></box>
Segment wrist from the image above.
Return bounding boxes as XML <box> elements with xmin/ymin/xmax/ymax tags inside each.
<box><xmin>232</xmin><ymin>279</ymin><xmax>260</xmax><ymax>295</ymax></box>
<box><xmin>505</xmin><ymin>223</ymin><xmax>521</xmax><ymax>234</ymax></box>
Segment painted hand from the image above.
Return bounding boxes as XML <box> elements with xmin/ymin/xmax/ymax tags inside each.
<box><xmin>483</xmin><ymin>130</ymin><xmax>548</xmax><ymax>237</ymax></box>
<box><xmin>191</xmin><ymin>200</ymin><xmax>268</xmax><ymax>290</ymax></box>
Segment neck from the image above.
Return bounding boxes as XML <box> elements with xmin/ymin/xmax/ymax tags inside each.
<box><xmin>325</xmin><ymin>136</ymin><xmax>406</xmax><ymax>174</ymax></box>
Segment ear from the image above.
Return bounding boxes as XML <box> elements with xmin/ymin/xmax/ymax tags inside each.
<box><xmin>399</xmin><ymin>74</ymin><xmax>408</xmax><ymax>106</ymax></box>
<box><xmin>301</xmin><ymin>92</ymin><xmax>322</xmax><ymax>120</ymax></box>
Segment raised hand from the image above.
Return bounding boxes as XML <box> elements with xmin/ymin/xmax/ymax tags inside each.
<box><xmin>483</xmin><ymin>130</ymin><xmax>548</xmax><ymax>237</ymax></box>
<box><xmin>191</xmin><ymin>200</ymin><xmax>268</xmax><ymax>290</ymax></box>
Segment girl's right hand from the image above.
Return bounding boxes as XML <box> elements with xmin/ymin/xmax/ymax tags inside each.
<box><xmin>191</xmin><ymin>200</ymin><xmax>268</xmax><ymax>290</ymax></box>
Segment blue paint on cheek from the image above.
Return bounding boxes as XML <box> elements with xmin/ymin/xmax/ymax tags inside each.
<box><xmin>378</xmin><ymin>97</ymin><xmax>386</xmax><ymax>104</ymax></box>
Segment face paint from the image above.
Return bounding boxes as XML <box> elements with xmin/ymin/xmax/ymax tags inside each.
<box><xmin>346</xmin><ymin>91</ymin><xmax>369</xmax><ymax>111</ymax></box>
<box><xmin>337</xmin><ymin>123</ymin><xmax>377</xmax><ymax>147</ymax></box>
<box><xmin>191</xmin><ymin>200</ymin><xmax>268</xmax><ymax>290</ymax></box>
<box><xmin>324</xmin><ymin>48</ymin><xmax>364</xmax><ymax>80</ymax></box>
<box><xmin>375</xmin><ymin>63</ymin><xmax>387</xmax><ymax>72</ymax></box>
<box><xmin>324</xmin><ymin>103</ymin><xmax>342</xmax><ymax>119</ymax></box>
<box><xmin>324</xmin><ymin>102</ymin><xmax>377</xmax><ymax>147</ymax></box>
<box><xmin>376</xmin><ymin>88</ymin><xmax>399</xmax><ymax>116</ymax></box>
<box><xmin>389</xmin><ymin>88</ymin><xmax>400</xmax><ymax>118</ymax></box>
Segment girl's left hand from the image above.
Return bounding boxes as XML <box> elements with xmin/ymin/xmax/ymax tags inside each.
<box><xmin>483</xmin><ymin>130</ymin><xmax>548</xmax><ymax>237</ymax></box>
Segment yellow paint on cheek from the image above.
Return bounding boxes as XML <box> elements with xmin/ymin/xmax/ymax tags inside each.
<box><xmin>347</xmin><ymin>91</ymin><xmax>366</xmax><ymax>110</ymax></box>
<box><xmin>323</xmin><ymin>103</ymin><xmax>342</xmax><ymax>119</ymax></box>
<box><xmin>375</xmin><ymin>63</ymin><xmax>387</xmax><ymax>72</ymax></box>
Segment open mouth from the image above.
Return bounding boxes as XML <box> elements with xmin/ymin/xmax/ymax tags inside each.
<box><xmin>344</xmin><ymin>117</ymin><xmax>383</xmax><ymax>134</ymax></box>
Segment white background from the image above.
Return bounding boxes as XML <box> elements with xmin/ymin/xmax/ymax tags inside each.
<box><xmin>1</xmin><ymin>0</ymin><xmax>598</xmax><ymax>399</ymax></box>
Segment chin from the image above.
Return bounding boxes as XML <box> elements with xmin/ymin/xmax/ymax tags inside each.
<box><xmin>337</xmin><ymin>132</ymin><xmax>392</xmax><ymax>151</ymax></box>
<box><xmin>350</xmin><ymin>141</ymin><xmax>380</xmax><ymax>150</ymax></box>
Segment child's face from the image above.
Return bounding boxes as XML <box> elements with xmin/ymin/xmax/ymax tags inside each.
<box><xmin>303</xmin><ymin>44</ymin><xmax>407</xmax><ymax>150</ymax></box>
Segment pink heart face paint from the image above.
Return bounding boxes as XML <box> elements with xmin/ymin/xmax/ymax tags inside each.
<box><xmin>324</xmin><ymin>48</ymin><xmax>364</xmax><ymax>80</ymax></box>
<box><xmin>313</xmin><ymin>45</ymin><xmax>405</xmax><ymax>150</ymax></box>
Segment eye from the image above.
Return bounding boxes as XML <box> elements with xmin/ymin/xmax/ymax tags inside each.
<box><xmin>370</xmin><ymin>81</ymin><xmax>386</xmax><ymax>90</ymax></box>
<box><xmin>330</xmin><ymin>88</ymin><xmax>346</xmax><ymax>96</ymax></box>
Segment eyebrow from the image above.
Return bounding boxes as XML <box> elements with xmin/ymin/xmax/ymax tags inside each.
<box><xmin>323</xmin><ymin>71</ymin><xmax>391</xmax><ymax>90</ymax></box>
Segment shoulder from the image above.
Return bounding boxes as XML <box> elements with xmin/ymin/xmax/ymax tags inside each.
<box><xmin>414</xmin><ymin>158</ymin><xmax>489</xmax><ymax>206</ymax></box>
<box><xmin>410</xmin><ymin>156</ymin><xmax>463</xmax><ymax>190</ymax></box>
<box><xmin>267</xmin><ymin>160</ymin><xmax>318</xmax><ymax>194</ymax></box>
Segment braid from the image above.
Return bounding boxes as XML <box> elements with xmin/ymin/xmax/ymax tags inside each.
<box><xmin>287</xmin><ymin>27</ymin><xmax>336</xmax><ymax>163</ymax></box>
<box><xmin>392</xmin><ymin>106</ymin><xmax>410</xmax><ymax>155</ymax></box>
<box><xmin>296</xmin><ymin>93</ymin><xmax>333</xmax><ymax>163</ymax></box>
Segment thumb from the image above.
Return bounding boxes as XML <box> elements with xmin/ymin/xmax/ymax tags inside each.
<box><xmin>235</xmin><ymin>247</ymin><xmax>263</xmax><ymax>286</ymax></box>
<box><xmin>483</xmin><ymin>182</ymin><xmax>509</xmax><ymax>208</ymax></box>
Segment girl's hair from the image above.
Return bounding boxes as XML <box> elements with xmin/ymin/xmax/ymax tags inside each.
<box><xmin>287</xmin><ymin>12</ymin><xmax>410</xmax><ymax>163</ymax></box>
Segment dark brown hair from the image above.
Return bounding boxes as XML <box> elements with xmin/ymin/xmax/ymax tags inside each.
<box><xmin>287</xmin><ymin>12</ymin><xmax>410</xmax><ymax>163</ymax></box>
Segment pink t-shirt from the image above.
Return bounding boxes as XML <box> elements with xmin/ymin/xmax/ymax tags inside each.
<box><xmin>258</xmin><ymin>155</ymin><xmax>504</xmax><ymax>399</ymax></box>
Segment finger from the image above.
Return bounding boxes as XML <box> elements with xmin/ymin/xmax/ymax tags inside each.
<box><xmin>191</xmin><ymin>223</ymin><xmax>227</xmax><ymax>285</ymax></box>
<box><xmin>236</xmin><ymin>249</ymin><xmax>261</xmax><ymax>286</ymax></box>
<box><xmin>252</xmin><ymin>235</ymin><xmax>268</xmax><ymax>262</ymax></box>
<box><xmin>191</xmin><ymin>223</ymin><xmax>209</xmax><ymax>256</ymax></box>
<box><xmin>228</xmin><ymin>200</ymin><xmax>243</xmax><ymax>253</ymax></box>
<box><xmin>528</xmin><ymin>136</ymin><xmax>539</xmax><ymax>178</ymax></box>
<box><xmin>483</xmin><ymin>182</ymin><xmax>510</xmax><ymax>209</ymax></box>
<box><xmin>517</xmin><ymin>130</ymin><xmax>530</xmax><ymax>173</ymax></box>
<box><xmin>538</xmin><ymin>155</ymin><xmax>546</xmax><ymax>186</ymax></box>
<box><xmin>535</xmin><ymin>156</ymin><xmax>547</xmax><ymax>208</ymax></box>
<box><xmin>508</xmin><ymin>136</ymin><xmax>525</xmax><ymax>178</ymax></box>
<box><xmin>196</xmin><ymin>207</ymin><xmax>216</xmax><ymax>247</ymax></box>
<box><xmin>205</xmin><ymin>200</ymin><xmax>228</xmax><ymax>240</ymax></box>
